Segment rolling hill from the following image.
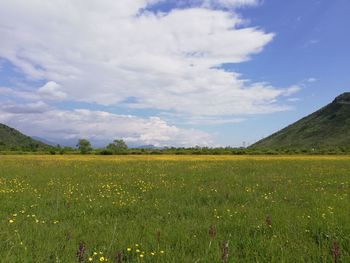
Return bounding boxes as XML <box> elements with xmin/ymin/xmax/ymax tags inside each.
<box><xmin>0</xmin><ymin>123</ymin><xmax>51</xmax><ymax>151</ymax></box>
<box><xmin>251</xmin><ymin>92</ymin><xmax>350</xmax><ymax>149</ymax></box>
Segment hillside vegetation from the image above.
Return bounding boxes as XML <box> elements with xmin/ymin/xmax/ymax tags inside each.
<box><xmin>252</xmin><ymin>93</ymin><xmax>350</xmax><ymax>150</ymax></box>
<box><xmin>0</xmin><ymin>123</ymin><xmax>50</xmax><ymax>151</ymax></box>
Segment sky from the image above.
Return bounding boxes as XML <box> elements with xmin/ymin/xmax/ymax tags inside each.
<box><xmin>0</xmin><ymin>0</ymin><xmax>349</xmax><ymax>147</ymax></box>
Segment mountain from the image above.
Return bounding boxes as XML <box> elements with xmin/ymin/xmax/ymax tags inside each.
<box><xmin>0</xmin><ymin>123</ymin><xmax>51</xmax><ymax>151</ymax></box>
<box><xmin>251</xmin><ymin>92</ymin><xmax>350</xmax><ymax>149</ymax></box>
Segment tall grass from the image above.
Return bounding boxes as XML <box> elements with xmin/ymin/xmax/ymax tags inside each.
<box><xmin>0</xmin><ymin>155</ymin><xmax>349</xmax><ymax>262</ymax></box>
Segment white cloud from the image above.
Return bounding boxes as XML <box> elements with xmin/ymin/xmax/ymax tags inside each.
<box><xmin>203</xmin><ymin>0</ymin><xmax>258</xmax><ymax>8</ymax></box>
<box><xmin>281</xmin><ymin>85</ymin><xmax>301</xmax><ymax>97</ymax></box>
<box><xmin>0</xmin><ymin>104</ymin><xmax>212</xmax><ymax>147</ymax></box>
<box><xmin>307</xmin><ymin>77</ymin><xmax>317</xmax><ymax>83</ymax></box>
<box><xmin>0</xmin><ymin>81</ymin><xmax>66</xmax><ymax>101</ymax></box>
<box><xmin>1</xmin><ymin>101</ymin><xmax>50</xmax><ymax>114</ymax></box>
<box><xmin>287</xmin><ymin>98</ymin><xmax>300</xmax><ymax>103</ymax></box>
<box><xmin>0</xmin><ymin>0</ymin><xmax>297</xmax><ymax>121</ymax></box>
<box><xmin>37</xmin><ymin>81</ymin><xmax>67</xmax><ymax>100</ymax></box>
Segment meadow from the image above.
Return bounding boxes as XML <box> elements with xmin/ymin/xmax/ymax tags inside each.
<box><xmin>0</xmin><ymin>155</ymin><xmax>349</xmax><ymax>262</ymax></box>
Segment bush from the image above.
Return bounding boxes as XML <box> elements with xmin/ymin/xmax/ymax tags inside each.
<box><xmin>99</xmin><ymin>150</ymin><xmax>113</xmax><ymax>155</ymax></box>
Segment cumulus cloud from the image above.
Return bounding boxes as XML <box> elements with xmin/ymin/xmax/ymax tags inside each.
<box><xmin>281</xmin><ymin>85</ymin><xmax>301</xmax><ymax>97</ymax></box>
<box><xmin>0</xmin><ymin>104</ymin><xmax>212</xmax><ymax>147</ymax></box>
<box><xmin>37</xmin><ymin>81</ymin><xmax>67</xmax><ymax>100</ymax></box>
<box><xmin>0</xmin><ymin>0</ymin><xmax>302</xmax><ymax>146</ymax></box>
<box><xmin>0</xmin><ymin>0</ymin><xmax>297</xmax><ymax>119</ymax></box>
<box><xmin>0</xmin><ymin>81</ymin><xmax>66</xmax><ymax>101</ymax></box>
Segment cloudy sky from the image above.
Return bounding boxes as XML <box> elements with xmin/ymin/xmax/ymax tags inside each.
<box><xmin>0</xmin><ymin>0</ymin><xmax>349</xmax><ymax>147</ymax></box>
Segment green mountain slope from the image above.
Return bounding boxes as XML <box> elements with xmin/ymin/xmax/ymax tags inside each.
<box><xmin>0</xmin><ymin>123</ymin><xmax>50</xmax><ymax>151</ymax></box>
<box><xmin>251</xmin><ymin>92</ymin><xmax>350</xmax><ymax>149</ymax></box>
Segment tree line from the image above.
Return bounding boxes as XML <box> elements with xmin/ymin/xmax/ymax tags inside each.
<box><xmin>54</xmin><ymin>139</ymin><xmax>350</xmax><ymax>155</ymax></box>
<box><xmin>1</xmin><ymin>138</ymin><xmax>350</xmax><ymax>155</ymax></box>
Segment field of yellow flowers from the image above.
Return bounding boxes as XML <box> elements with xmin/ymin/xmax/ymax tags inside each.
<box><xmin>0</xmin><ymin>155</ymin><xmax>349</xmax><ymax>262</ymax></box>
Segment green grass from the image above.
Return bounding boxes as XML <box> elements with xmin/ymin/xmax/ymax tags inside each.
<box><xmin>0</xmin><ymin>156</ymin><xmax>349</xmax><ymax>262</ymax></box>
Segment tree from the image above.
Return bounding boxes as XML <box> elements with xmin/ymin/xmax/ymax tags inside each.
<box><xmin>76</xmin><ymin>139</ymin><xmax>92</xmax><ymax>154</ymax></box>
<box><xmin>106</xmin><ymin>139</ymin><xmax>128</xmax><ymax>154</ymax></box>
<box><xmin>59</xmin><ymin>146</ymin><xmax>74</xmax><ymax>154</ymax></box>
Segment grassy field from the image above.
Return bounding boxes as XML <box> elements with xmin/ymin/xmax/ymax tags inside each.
<box><xmin>0</xmin><ymin>155</ymin><xmax>349</xmax><ymax>262</ymax></box>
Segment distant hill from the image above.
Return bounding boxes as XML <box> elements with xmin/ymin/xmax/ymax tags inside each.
<box><xmin>0</xmin><ymin>123</ymin><xmax>51</xmax><ymax>151</ymax></box>
<box><xmin>251</xmin><ymin>92</ymin><xmax>350</xmax><ymax>150</ymax></box>
<box><xmin>137</xmin><ymin>145</ymin><xmax>159</xmax><ymax>149</ymax></box>
<box><xmin>32</xmin><ymin>136</ymin><xmax>57</xmax><ymax>146</ymax></box>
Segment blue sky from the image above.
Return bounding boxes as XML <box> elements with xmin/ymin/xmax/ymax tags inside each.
<box><xmin>0</xmin><ymin>0</ymin><xmax>349</xmax><ymax>147</ymax></box>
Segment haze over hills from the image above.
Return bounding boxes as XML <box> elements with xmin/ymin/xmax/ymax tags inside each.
<box><xmin>0</xmin><ymin>123</ymin><xmax>51</xmax><ymax>151</ymax></box>
<box><xmin>31</xmin><ymin>136</ymin><xmax>57</xmax><ymax>146</ymax></box>
<box><xmin>252</xmin><ymin>93</ymin><xmax>350</xmax><ymax>149</ymax></box>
